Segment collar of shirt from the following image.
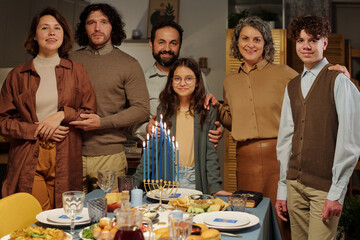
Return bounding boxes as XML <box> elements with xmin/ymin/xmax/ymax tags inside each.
<box><xmin>238</xmin><ymin>58</ymin><xmax>269</xmax><ymax>73</ymax></box>
<box><xmin>85</xmin><ymin>43</ymin><xmax>114</xmax><ymax>55</ymax></box>
<box><xmin>301</xmin><ymin>57</ymin><xmax>329</xmax><ymax>79</ymax></box>
<box><xmin>147</xmin><ymin>63</ymin><xmax>168</xmax><ymax>79</ymax></box>
<box><xmin>300</xmin><ymin>58</ymin><xmax>329</xmax><ymax>98</ymax></box>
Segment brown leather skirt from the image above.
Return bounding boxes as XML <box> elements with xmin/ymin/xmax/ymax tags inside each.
<box><xmin>236</xmin><ymin>138</ymin><xmax>279</xmax><ymax>205</ymax></box>
<box><xmin>236</xmin><ymin>138</ymin><xmax>292</xmax><ymax>240</ymax></box>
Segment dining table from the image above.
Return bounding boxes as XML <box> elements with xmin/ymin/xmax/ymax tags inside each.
<box><xmin>82</xmin><ymin>189</ymin><xmax>282</xmax><ymax>240</ymax></box>
<box><xmin>16</xmin><ymin>188</ymin><xmax>281</xmax><ymax>240</ymax></box>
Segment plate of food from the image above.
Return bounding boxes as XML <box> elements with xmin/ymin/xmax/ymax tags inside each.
<box><xmin>1</xmin><ymin>226</ymin><xmax>71</xmax><ymax>240</ymax></box>
<box><xmin>105</xmin><ymin>192</ymin><xmax>122</xmax><ymax>212</ymax></box>
<box><xmin>79</xmin><ymin>218</ymin><xmax>117</xmax><ymax>240</ymax></box>
<box><xmin>168</xmin><ymin>195</ymin><xmax>229</xmax><ymax>213</ymax></box>
<box><xmin>146</xmin><ymin>188</ymin><xmax>202</xmax><ymax>202</ymax></box>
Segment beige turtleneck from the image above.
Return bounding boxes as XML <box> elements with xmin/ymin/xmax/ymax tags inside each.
<box><xmin>33</xmin><ymin>55</ymin><xmax>60</xmax><ymax>121</ymax></box>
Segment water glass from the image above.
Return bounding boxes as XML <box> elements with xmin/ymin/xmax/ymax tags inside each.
<box><xmin>62</xmin><ymin>191</ymin><xmax>85</xmax><ymax>236</ymax></box>
<box><xmin>168</xmin><ymin>210</ymin><xmax>193</xmax><ymax>240</ymax></box>
<box><xmin>118</xmin><ymin>175</ymin><xmax>134</xmax><ymax>192</ymax></box>
<box><xmin>229</xmin><ymin>194</ymin><xmax>247</xmax><ymax>212</ymax></box>
<box><xmin>98</xmin><ymin>169</ymin><xmax>116</xmax><ymax>193</ymax></box>
<box><xmin>87</xmin><ymin>197</ymin><xmax>107</xmax><ymax>223</ymax></box>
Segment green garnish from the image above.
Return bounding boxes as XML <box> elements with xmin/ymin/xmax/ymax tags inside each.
<box><xmin>15</xmin><ymin>233</ymin><xmax>45</xmax><ymax>238</ymax></box>
<box><xmin>81</xmin><ymin>224</ymin><xmax>98</xmax><ymax>239</ymax></box>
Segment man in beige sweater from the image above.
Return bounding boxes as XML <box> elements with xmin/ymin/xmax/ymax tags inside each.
<box><xmin>69</xmin><ymin>3</ymin><xmax>149</xmax><ymax>193</ymax></box>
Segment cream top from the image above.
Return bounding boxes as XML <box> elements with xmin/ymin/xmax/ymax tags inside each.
<box><xmin>33</xmin><ymin>55</ymin><xmax>60</xmax><ymax>121</ymax></box>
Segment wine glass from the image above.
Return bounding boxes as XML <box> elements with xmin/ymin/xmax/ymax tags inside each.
<box><xmin>97</xmin><ymin>169</ymin><xmax>116</xmax><ymax>194</ymax></box>
<box><xmin>62</xmin><ymin>191</ymin><xmax>85</xmax><ymax>236</ymax></box>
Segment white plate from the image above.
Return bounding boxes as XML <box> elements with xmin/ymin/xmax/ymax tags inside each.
<box><xmin>204</xmin><ymin>213</ymin><xmax>250</xmax><ymax>228</ymax></box>
<box><xmin>146</xmin><ymin>188</ymin><xmax>202</xmax><ymax>202</ymax></box>
<box><xmin>1</xmin><ymin>232</ymin><xmax>71</xmax><ymax>240</ymax></box>
<box><xmin>36</xmin><ymin>208</ymin><xmax>90</xmax><ymax>226</ymax></box>
<box><xmin>47</xmin><ymin>208</ymin><xmax>90</xmax><ymax>224</ymax></box>
<box><xmin>193</xmin><ymin>211</ymin><xmax>259</xmax><ymax>230</ymax></box>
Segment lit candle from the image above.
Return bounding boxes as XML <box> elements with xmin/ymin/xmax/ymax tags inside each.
<box><xmin>172</xmin><ymin>136</ymin><xmax>175</xmax><ymax>182</ymax></box>
<box><xmin>176</xmin><ymin>141</ymin><xmax>179</xmax><ymax>182</ymax></box>
<box><xmin>152</xmin><ymin>126</ymin><xmax>155</xmax><ymax>180</ymax></box>
<box><xmin>143</xmin><ymin>141</ymin><xmax>146</xmax><ymax>180</ymax></box>
<box><xmin>147</xmin><ymin>133</ymin><xmax>150</xmax><ymax>180</ymax></box>
<box><xmin>160</xmin><ymin>115</ymin><xmax>163</xmax><ymax>179</ymax></box>
<box><xmin>167</xmin><ymin>129</ymin><xmax>171</xmax><ymax>181</ymax></box>
<box><xmin>164</xmin><ymin>123</ymin><xmax>167</xmax><ymax>181</ymax></box>
<box><xmin>155</xmin><ymin>121</ymin><xmax>158</xmax><ymax>180</ymax></box>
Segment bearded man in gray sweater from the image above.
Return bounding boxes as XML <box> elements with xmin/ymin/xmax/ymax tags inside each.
<box><xmin>69</xmin><ymin>3</ymin><xmax>149</xmax><ymax>193</ymax></box>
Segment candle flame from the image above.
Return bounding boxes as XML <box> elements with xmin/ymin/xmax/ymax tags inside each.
<box><xmin>167</xmin><ymin>129</ymin><xmax>170</xmax><ymax>135</ymax></box>
<box><xmin>164</xmin><ymin>122</ymin><xmax>167</xmax><ymax>129</ymax></box>
<box><xmin>147</xmin><ymin>133</ymin><xmax>149</xmax><ymax>140</ymax></box>
<box><xmin>143</xmin><ymin>141</ymin><xmax>145</xmax><ymax>147</ymax></box>
<box><xmin>172</xmin><ymin>136</ymin><xmax>175</xmax><ymax>142</ymax></box>
<box><xmin>152</xmin><ymin>125</ymin><xmax>154</xmax><ymax>132</ymax></box>
<box><xmin>160</xmin><ymin>114</ymin><xmax>163</xmax><ymax>119</ymax></box>
<box><xmin>155</xmin><ymin>121</ymin><xmax>158</xmax><ymax>127</ymax></box>
<box><xmin>176</xmin><ymin>141</ymin><xmax>178</xmax><ymax>148</ymax></box>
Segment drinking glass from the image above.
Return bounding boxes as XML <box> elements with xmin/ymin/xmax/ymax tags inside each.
<box><xmin>229</xmin><ymin>193</ymin><xmax>247</xmax><ymax>212</ymax></box>
<box><xmin>87</xmin><ymin>197</ymin><xmax>107</xmax><ymax>223</ymax></box>
<box><xmin>118</xmin><ymin>175</ymin><xmax>133</xmax><ymax>192</ymax></box>
<box><xmin>62</xmin><ymin>191</ymin><xmax>85</xmax><ymax>236</ymax></box>
<box><xmin>168</xmin><ymin>210</ymin><xmax>193</xmax><ymax>240</ymax></box>
<box><xmin>97</xmin><ymin>169</ymin><xmax>116</xmax><ymax>193</ymax></box>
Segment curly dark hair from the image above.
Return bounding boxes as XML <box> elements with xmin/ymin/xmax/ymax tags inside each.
<box><xmin>150</xmin><ymin>21</ymin><xmax>184</xmax><ymax>46</ymax></box>
<box><xmin>24</xmin><ymin>7</ymin><xmax>73</xmax><ymax>58</ymax></box>
<box><xmin>231</xmin><ymin>16</ymin><xmax>275</xmax><ymax>63</ymax></box>
<box><xmin>288</xmin><ymin>15</ymin><xmax>331</xmax><ymax>40</ymax></box>
<box><xmin>159</xmin><ymin>58</ymin><xmax>208</xmax><ymax>128</ymax></box>
<box><xmin>75</xmin><ymin>3</ymin><xmax>126</xmax><ymax>46</ymax></box>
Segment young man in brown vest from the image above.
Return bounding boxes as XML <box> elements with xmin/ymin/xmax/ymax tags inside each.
<box><xmin>275</xmin><ymin>15</ymin><xmax>360</xmax><ymax>240</ymax></box>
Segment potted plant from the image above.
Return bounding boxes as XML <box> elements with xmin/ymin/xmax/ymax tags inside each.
<box><xmin>253</xmin><ymin>8</ymin><xmax>279</xmax><ymax>29</ymax></box>
<box><xmin>336</xmin><ymin>195</ymin><xmax>360</xmax><ymax>240</ymax></box>
<box><xmin>228</xmin><ymin>9</ymin><xmax>249</xmax><ymax>28</ymax></box>
<box><xmin>228</xmin><ymin>8</ymin><xmax>279</xmax><ymax>29</ymax></box>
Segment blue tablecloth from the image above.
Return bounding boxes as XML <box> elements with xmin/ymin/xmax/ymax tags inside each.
<box><xmin>83</xmin><ymin>189</ymin><xmax>281</xmax><ymax>240</ymax></box>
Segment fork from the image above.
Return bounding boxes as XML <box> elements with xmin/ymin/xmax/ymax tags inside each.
<box><xmin>220</xmin><ymin>232</ymin><xmax>243</xmax><ymax>238</ymax></box>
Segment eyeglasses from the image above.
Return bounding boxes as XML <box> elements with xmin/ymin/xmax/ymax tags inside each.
<box><xmin>172</xmin><ymin>76</ymin><xmax>196</xmax><ymax>85</ymax></box>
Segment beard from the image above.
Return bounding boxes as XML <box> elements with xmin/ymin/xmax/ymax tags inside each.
<box><xmin>153</xmin><ymin>50</ymin><xmax>179</xmax><ymax>67</ymax></box>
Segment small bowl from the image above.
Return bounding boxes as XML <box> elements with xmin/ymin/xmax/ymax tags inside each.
<box><xmin>190</xmin><ymin>194</ymin><xmax>214</xmax><ymax>200</ymax></box>
<box><xmin>191</xmin><ymin>225</ymin><xmax>202</xmax><ymax>235</ymax></box>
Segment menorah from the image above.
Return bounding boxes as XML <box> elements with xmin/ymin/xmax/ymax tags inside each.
<box><xmin>142</xmin><ymin>115</ymin><xmax>180</xmax><ymax>211</ymax></box>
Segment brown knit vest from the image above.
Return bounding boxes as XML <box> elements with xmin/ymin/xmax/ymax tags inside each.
<box><xmin>286</xmin><ymin>64</ymin><xmax>339</xmax><ymax>192</ymax></box>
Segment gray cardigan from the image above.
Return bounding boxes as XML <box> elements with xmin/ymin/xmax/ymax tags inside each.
<box><xmin>133</xmin><ymin>105</ymin><xmax>223</xmax><ymax>194</ymax></box>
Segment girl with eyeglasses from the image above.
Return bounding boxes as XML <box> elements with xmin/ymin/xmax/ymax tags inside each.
<box><xmin>134</xmin><ymin>58</ymin><xmax>231</xmax><ymax>196</ymax></box>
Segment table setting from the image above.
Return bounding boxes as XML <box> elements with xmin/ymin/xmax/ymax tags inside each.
<box><xmin>1</xmin><ymin>141</ymin><xmax>280</xmax><ymax>240</ymax></box>
<box><xmin>0</xmin><ymin>185</ymin><xmax>279</xmax><ymax>240</ymax></box>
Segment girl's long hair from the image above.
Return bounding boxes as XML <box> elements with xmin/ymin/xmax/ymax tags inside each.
<box><xmin>159</xmin><ymin>58</ymin><xmax>208</xmax><ymax>128</ymax></box>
